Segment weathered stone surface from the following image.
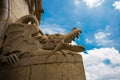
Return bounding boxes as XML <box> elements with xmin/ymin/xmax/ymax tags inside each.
<box><xmin>0</xmin><ymin>0</ymin><xmax>29</xmax><ymax>42</ymax></box>
<box><xmin>0</xmin><ymin>66</ymin><xmax>30</xmax><ymax>80</ymax></box>
<box><xmin>31</xmin><ymin>63</ymin><xmax>85</xmax><ymax>80</ymax></box>
<box><xmin>0</xmin><ymin>54</ymin><xmax>86</xmax><ymax>80</ymax></box>
<box><xmin>0</xmin><ymin>0</ymin><xmax>86</xmax><ymax>80</ymax></box>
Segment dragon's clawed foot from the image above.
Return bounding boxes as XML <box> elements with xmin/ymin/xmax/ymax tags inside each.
<box><xmin>6</xmin><ymin>54</ymin><xmax>19</xmax><ymax>65</ymax></box>
<box><xmin>0</xmin><ymin>54</ymin><xmax>19</xmax><ymax>65</ymax></box>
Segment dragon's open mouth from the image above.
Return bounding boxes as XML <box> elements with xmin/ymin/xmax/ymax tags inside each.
<box><xmin>62</xmin><ymin>28</ymin><xmax>85</xmax><ymax>52</ymax></box>
<box><xmin>63</xmin><ymin>28</ymin><xmax>81</xmax><ymax>43</ymax></box>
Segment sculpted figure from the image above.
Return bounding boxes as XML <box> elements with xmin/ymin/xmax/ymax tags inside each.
<box><xmin>42</xmin><ymin>28</ymin><xmax>85</xmax><ymax>53</ymax></box>
<box><xmin>0</xmin><ymin>15</ymin><xmax>84</xmax><ymax>65</ymax></box>
<box><xmin>0</xmin><ymin>15</ymin><xmax>50</xmax><ymax>65</ymax></box>
<box><xmin>0</xmin><ymin>1</ymin><xmax>86</xmax><ymax>80</ymax></box>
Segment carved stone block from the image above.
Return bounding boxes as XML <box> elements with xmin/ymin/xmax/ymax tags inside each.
<box><xmin>0</xmin><ymin>54</ymin><xmax>86</xmax><ymax>80</ymax></box>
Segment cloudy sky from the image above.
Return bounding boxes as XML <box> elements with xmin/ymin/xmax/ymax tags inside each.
<box><xmin>41</xmin><ymin>0</ymin><xmax>120</xmax><ymax>80</ymax></box>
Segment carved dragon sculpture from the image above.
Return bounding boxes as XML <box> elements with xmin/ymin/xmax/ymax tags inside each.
<box><xmin>0</xmin><ymin>15</ymin><xmax>84</xmax><ymax>65</ymax></box>
<box><xmin>42</xmin><ymin>28</ymin><xmax>85</xmax><ymax>52</ymax></box>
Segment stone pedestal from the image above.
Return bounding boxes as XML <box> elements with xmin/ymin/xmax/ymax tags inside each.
<box><xmin>0</xmin><ymin>53</ymin><xmax>86</xmax><ymax>80</ymax></box>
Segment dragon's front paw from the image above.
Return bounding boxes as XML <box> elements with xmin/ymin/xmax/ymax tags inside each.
<box><xmin>6</xmin><ymin>54</ymin><xmax>19</xmax><ymax>65</ymax></box>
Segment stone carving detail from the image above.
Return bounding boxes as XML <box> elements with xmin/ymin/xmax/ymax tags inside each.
<box><xmin>0</xmin><ymin>15</ymin><xmax>85</xmax><ymax>65</ymax></box>
<box><xmin>0</xmin><ymin>0</ymin><xmax>44</xmax><ymax>45</ymax></box>
<box><xmin>25</xmin><ymin>0</ymin><xmax>44</xmax><ymax>22</ymax></box>
<box><xmin>0</xmin><ymin>1</ymin><xmax>86</xmax><ymax>80</ymax></box>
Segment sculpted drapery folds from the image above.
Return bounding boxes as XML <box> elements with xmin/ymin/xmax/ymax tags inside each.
<box><xmin>25</xmin><ymin>0</ymin><xmax>44</xmax><ymax>22</ymax></box>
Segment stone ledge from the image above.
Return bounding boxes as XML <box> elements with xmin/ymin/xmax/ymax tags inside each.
<box><xmin>0</xmin><ymin>53</ymin><xmax>83</xmax><ymax>70</ymax></box>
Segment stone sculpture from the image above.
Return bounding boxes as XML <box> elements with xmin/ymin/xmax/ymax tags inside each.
<box><xmin>0</xmin><ymin>0</ymin><xmax>43</xmax><ymax>44</ymax></box>
<box><xmin>0</xmin><ymin>15</ymin><xmax>85</xmax><ymax>65</ymax></box>
<box><xmin>0</xmin><ymin>0</ymin><xmax>86</xmax><ymax>80</ymax></box>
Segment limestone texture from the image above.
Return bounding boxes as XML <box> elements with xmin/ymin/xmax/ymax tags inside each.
<box><xmin>0</xmin><ymin>0</ymin><xmax>86</xmax><ymax>80</ymax></box>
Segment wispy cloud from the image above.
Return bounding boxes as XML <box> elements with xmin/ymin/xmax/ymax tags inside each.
<box><xmin>85</xmin><ymin>26</ymin><xmax>114</xmax><ymax>47</ymax></box>
<box><xmin>94</xmin><ymin>26</ymin><xmax>114</xmax><ymax>46</ymax></box>
<box><xmin>85</xmin><ymin>38</ymin><xmax>94</xmax><ymax>44</ymax></box>
<box><xmin>74</xmin><ymin>0</ymin><xmax>81</xmax><ymax>7</ymax></box>
<box><xmin>113</xmin><ymin>0</ymin><xmax>120</xmax><ymax>11</ymax></box>
<box><xmin>81</xmin><ymin>48</ymin><xmax>120</xmax><ymax>80</ymax></box>
<box><xmin>40</xmin><ymin>23</ymin><xmax>66</xmax><ymax>34</ymax></box>
<box><xmin>94</xmin><ymin>31</ymin><xmax>112</xmax><ymax>46</ymax></box>
<box><xmin>83</xmin><ymin>0</ymin><xmax>104</xmax><ymax>8</ymax></box>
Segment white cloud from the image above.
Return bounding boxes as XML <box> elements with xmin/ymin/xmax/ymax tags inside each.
<box><xmin>113</xmin><ymin>1</ymin><xmax>120</xmax><ymax>11</ymax></box>
<box><xmin>83</xmin><ymin>0</ymin><xmax>104</xmax><ymax>8</ymax></box>
<box><xmin>74</xmin><ymin>0</ymin><xmax>81</xmax><ymax>7</ymax></box>
<box><xmin>81</xmin><ymin>48</ymin><xmax>120</xmax><ymax>80</ymax></box>
<box><xmin>94</xmin><ymin>31</ymin><xmax>113</xmax><ymax>46</ymax></box>
<box><xmin>41</xmin><ymin>23</ymin><xmax>66</xmax><ymax>34</ymax></box>
<box><xmin>85</xmin><ymin>26</ymin><xmax>113</xmax><ymax>47</ymax></box>
<box><xmin>85</xmin><ymin>38</ymin><xmax>94</xmax><ymax>44</ymax></box>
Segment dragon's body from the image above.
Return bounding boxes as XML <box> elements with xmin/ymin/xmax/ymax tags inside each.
<box><xmin>0</xmin><ymin>15</ymin><xmax>84</xmax><ymax>65</ymax></box>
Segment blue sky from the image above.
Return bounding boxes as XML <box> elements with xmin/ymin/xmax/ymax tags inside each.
<box><xmin>41</xmin><ymin>0</ymin><xmax>120</xmax><ymax>80</ymax></box>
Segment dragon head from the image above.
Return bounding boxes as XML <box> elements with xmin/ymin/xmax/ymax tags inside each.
<box><xmin>55</xmin><ymin>27</ymin><xmax>85</xmax><ymax>52</ymax></box>
<box><xmin>63</xmin><ymin>28</ymin><xmax>81</xmax><ymax>44</ymax></box>
<box><xmin>43</xmin><ymin>28</ymin><xmax>85</xmax><ymax>52</ymax></box>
